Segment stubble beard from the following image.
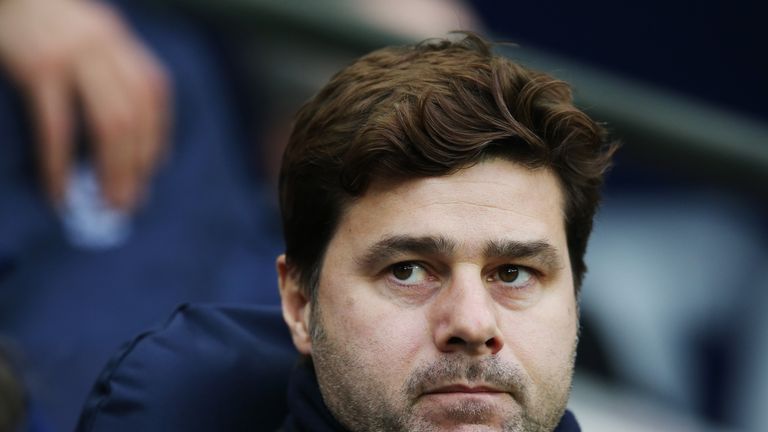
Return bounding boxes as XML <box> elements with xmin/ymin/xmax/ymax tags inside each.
<box><xmin>308</xmin><ymin>305</ymin><xmax>576</xmax><ymax>432</ymax></box>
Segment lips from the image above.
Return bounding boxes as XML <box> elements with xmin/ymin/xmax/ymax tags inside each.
<box><xmin>425</xmin><ymin>384</ymin><xmax>505</xmax><ymax>395</ymax></box>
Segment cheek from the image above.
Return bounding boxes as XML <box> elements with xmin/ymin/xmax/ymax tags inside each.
<box><xmin>504</xmin><ymin>295</ymin><xmax>577</xmax><ymax>380</ymax></box>
<box><xmin>333</xmin><ymin>296</ymin><xmax>426</xmax><ymax>376</ymax></box>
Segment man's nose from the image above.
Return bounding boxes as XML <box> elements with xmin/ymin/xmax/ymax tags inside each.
<box><xmin>431</xmin><ymin>269</ymin><xmax>504</xmax><ymax>356</ymax></box>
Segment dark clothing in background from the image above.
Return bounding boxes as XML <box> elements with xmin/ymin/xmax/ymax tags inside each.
<box><xmin>0</xmin><ymin>2</ymin><xmax>281</xmax><ymax>430</ymax></box>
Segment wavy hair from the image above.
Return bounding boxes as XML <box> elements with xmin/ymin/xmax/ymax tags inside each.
<box><xmin>280</xmin><ymin>33</ymin><xmax>618</xmax><ymax>296</ymax></box>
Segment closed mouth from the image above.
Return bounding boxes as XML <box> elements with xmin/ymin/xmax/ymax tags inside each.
<box><xmin>425</xmin><ymin>384</ymin><xmax>506</xmax><ymax>395</ymax></box>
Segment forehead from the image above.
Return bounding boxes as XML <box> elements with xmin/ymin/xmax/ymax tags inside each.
<box><xmin>333</xmin><ymin>160</ymin><xmax>567</xmax><ymax>257</ymax></box>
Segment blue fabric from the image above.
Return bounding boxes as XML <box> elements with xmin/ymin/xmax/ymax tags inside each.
<box><xmin>0</xmin><ymin>2</ymin><xmax>282</xmax><ymax>430</ymax></box>
<box><xmin>77</xmin><ymin>304</ymin><xmax>580</xmax><ymax>432</ymax></box>
<box><xmin>556</xmin><ymin>410</ymin><xmax>581</xmax><ymax>432</ymax></box>
<box><xmin>76</xmin><ymin>304</ymin><xmax>297</xmax><ymax>432</ymax></box>
<box><xmin>24</xmin><ymin>402</ymin><xmax>55</xmax><ymax>432</ymax></box>
<box><xmin>281</xmin><ymin>358</ymin><xmax>349</xmax><ymax>432</ymax></box>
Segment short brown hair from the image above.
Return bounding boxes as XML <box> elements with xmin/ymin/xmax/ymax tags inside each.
<box><xmin>279</xmin><ymin>33</ymin><xmax>617</xmax><ymax>297</ymax></box>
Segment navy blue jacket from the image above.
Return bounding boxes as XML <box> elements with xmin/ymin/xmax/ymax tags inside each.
<box><xmin>77</xmin><ymin>304</ymin><xmax>580</xmax><ymax>431</ymax></box>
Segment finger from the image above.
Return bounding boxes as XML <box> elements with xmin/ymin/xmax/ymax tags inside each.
<box><xmin>27</xmin><ymin>74</ymin><xmax>73</xmax><ymax>207</ymax></box>
<box><xmin>114</xmin><ymin>36</ymin><xmax>171</xmax><ymax>186</ymax></box>
<box><xmin>88</xmin><ymin>2</ymin><xmax>170</xmax><ymax>208</ymax></box>
<box><xmin>75</xmin><ymin>46</ymin><xmax>140</xmax><ymax>211</ymax></box>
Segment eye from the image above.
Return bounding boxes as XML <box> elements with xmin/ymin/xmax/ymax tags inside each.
<box><xmin>389</xmin><ymin>262</ymin><xmax>430</xmax><ymax>286</ymax></box>
<box><xmin>490</xmin><ymin>264</ymin><xmax>535</xmax><ymax>289</ymax></box>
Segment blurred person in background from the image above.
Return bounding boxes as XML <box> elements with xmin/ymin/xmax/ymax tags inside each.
<box><xmin>0</xmin><ymin>0</ymin><xmax>282</xmax><ymax>429</ymax></box>
<box><xmin>1</xmin><ymin>339</ymin><xmax>50</xmax><ymax>432</ymax></box>
<box><xmin>1</xmin><ymin>343</ymin><xmax>25</xmax><ymax>432</ymax></box>
<box><xmin>0</xmin><ymin>0</ymin><xmax>484</xmax><ymax>430</ymax></box>
<box><xmin>0</xmin><ymin>0</ymin><xmax>170</xmax><ymax>213</ymax></box>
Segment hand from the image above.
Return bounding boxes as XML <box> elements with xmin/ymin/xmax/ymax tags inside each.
<box><xmin>0</xmin><ymin>0</ymin><xmax>171</xmax><ymax>211</ymax></box>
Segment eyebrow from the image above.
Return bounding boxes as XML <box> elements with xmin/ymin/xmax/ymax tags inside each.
<box><xmin>356</xmin><ymin>235</ymin><xmax>563</xmax><ymax>272</ymax></box>
<box><xmin>483</xmin><ymin>239</ymin><xmax>563</xmax><ymax>272</ymax></box>
<box><xmin>356</xmin><ymin>235</ymin><xmax>456</xmax><ymax>270</ymax></box>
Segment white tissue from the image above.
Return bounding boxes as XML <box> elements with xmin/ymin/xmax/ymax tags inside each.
<box><xmin>59</xmin><ymin>163</ymin><xmax>132</xmax><ymax>249</ymax></box>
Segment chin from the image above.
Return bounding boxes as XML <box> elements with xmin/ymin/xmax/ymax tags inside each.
<box><xmin>413</xmin><ymin>397</ymin><xmax>520</xmax><ymax>431</ymax></box>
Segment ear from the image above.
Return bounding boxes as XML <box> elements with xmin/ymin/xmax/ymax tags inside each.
<box><xmin>276</xmin><ymin>254</ymin><xmax>312</xmax><ymax>354</ymax></box>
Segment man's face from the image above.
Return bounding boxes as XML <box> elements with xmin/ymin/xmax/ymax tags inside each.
<box><xmin>282</xmin><ymin>159</ymin><xmax>578</xmax><ymax>432</ymax></box>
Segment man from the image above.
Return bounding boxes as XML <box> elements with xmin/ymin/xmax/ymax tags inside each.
<box><xmin>276</xmin><ymin>33</ymin><xmax>617</xmax><ymax>431</ymax></box>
